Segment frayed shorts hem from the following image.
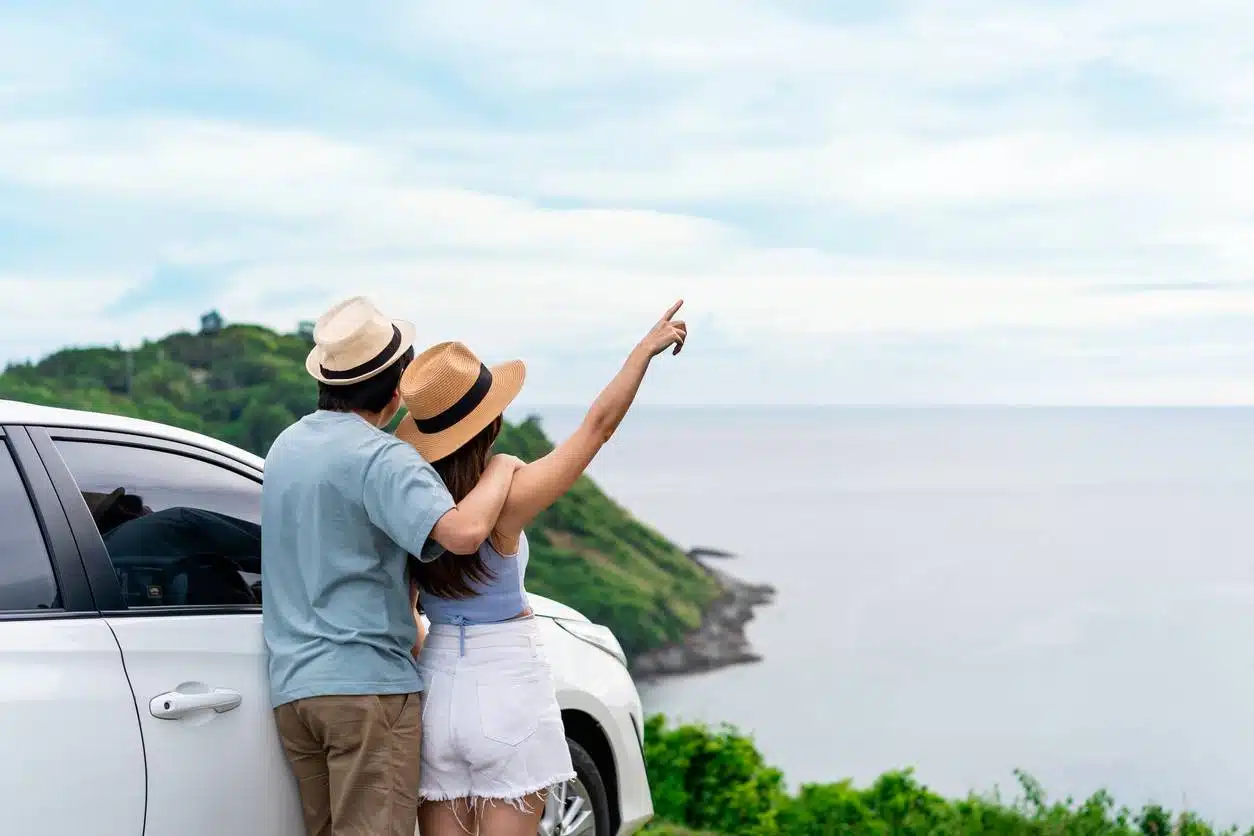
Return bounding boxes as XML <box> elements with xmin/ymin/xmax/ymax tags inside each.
<box><xmin>418</xmin><ymin>771</ymin><xmax>578</xmax><ymax>805</ymax></box>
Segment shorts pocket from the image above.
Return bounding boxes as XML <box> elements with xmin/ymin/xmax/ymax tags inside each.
<box><xmin>476</xmin><ymin>671</ymin><xmax>545</xmax><ymax>747</ymax></box>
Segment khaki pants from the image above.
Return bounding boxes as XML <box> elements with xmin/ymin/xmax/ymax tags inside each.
<box><xmin>275</xmin><ymin>694</ymin><xmax>423</xmax><ymax>836</ymax></box>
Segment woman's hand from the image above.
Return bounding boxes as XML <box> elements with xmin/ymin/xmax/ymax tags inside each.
<box><xmin>637</xmin><ymin>299</ymin><xmax>688</xmax><ymax>358</ymax></box>
<box><xmin>488</xmin><ymin>453</ymin><xmax>526</xmax><ymax>472</ymax></box>
<box><xmin>490</xmin><ymin>298</ymin><xmax>692</xmax><ymax>546</ymax></box>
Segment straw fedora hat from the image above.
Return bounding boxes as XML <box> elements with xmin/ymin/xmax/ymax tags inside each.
<box><xmin>305</xmin><ymin>296</ymin><xmax>417</xmax><ymax>385</ymax></box>
<box><xmin>395</xmin><ymin>342</ymin><xmax>525</xmax><ymax>462</ymax></box>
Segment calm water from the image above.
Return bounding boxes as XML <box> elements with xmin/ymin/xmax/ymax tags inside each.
<box><xmin>528</xmin><ymin>407</ymin><xmax>1254</xmax><ymax>826</ymax></box>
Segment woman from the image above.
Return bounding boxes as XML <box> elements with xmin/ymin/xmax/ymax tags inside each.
<box><xmin>394</xmin><ymin>300</ymin><xmax>687</xmax><ymax>835</ymax></box>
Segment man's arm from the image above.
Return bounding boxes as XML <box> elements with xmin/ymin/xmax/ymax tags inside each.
<box><xmin>427</xmin><ymin>454</ymin><xmax>521</xmax><ymax>555</ymax></box>
<box><xmin>362</xmin><ymin>442</ymin><xmax>458</xmax><ymax>558</ymax></box>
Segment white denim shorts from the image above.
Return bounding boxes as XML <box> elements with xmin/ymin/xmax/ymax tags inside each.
<box><xmin>416</xmin><ymin>616</ymin><xmax>575</xmax><ymax>805</ymax></box>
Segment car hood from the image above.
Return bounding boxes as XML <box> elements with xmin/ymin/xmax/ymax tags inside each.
<box><xmin>528</xmin><ymin>593</ymin><xmax>589</xmax><ymax>623</ymax></box>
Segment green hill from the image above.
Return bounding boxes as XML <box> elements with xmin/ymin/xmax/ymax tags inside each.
<box><xmin>0</xmin><ymin>320</ymin><xmax>720</xmax><ymax>659</ymax></box>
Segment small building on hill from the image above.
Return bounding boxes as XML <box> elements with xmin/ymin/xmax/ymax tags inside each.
<box><xmin>200</xmin><ymin>310</ymin><xmax>224</xmax><ymax>336</ymax></box>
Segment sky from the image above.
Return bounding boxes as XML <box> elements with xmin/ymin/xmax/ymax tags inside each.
<box><xmin>3</xmin><ymin>0</ymin><xmax>1254</xmax><ymax>405</ymax></box>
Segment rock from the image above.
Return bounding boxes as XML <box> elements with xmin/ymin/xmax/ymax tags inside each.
<box><xmin>630</xmin><ymin>558</ymin><xmax>776</xmax><ymax>681</ymax></box>
<box><xmin>687</xmin><ymin>546</ymin><xmax>737</xmax><ymax>560</ymax></box>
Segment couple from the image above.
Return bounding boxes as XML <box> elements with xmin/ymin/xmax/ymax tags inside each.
<box><xmin>261</xmin><ymin>295</ymin><xmax>687</xmax><ymax>836</ymax></box>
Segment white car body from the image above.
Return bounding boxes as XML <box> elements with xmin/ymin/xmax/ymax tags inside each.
<box><xmin>0</xmin><ymin>400</ymin><xmax>653</xmax><ymax>836</ymax></box>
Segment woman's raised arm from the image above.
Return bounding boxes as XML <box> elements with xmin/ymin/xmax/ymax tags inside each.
<box><xmin>489</xmin><ymin>301</ymin><xmax>687</xmax><ymax>554</ymax></box>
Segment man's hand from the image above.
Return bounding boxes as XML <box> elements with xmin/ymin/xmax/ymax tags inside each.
<box><xmin>411</xmin><ymin>608</ymin><xmax>425</xmax><ymax>658</ymax></box>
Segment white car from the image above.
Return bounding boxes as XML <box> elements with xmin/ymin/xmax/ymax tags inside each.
<box><xmin>0</xmin><ymin>399</ymin><xmax>653</xmax><ymax>836</ymax></box>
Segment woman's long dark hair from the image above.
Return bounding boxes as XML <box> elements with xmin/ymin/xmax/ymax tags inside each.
<box><xmin>409</xmin><ymin>416</ymin><xmax>503</xmax><ymax>599</ymax></box>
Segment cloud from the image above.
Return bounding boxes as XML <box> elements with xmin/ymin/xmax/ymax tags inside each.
<box><xmin>0</xmin><ymin>10</ymin><xmax>122</xmax><ymax>107</ymax></box>
<box><xmin>2</xmin><ymin>0</ymin><xmax>1254</xmax><ymax>403</ymax></box>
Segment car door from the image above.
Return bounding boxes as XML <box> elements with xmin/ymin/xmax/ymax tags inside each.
<box><xmin>0</xmin><ymin>426</ymin><xmax>145</xmax><ymax>836</ymax></box>
<box><xmin>27</xmin><ymin>426</ymin><xmax>304</xmax><ymax>836</ymax></box>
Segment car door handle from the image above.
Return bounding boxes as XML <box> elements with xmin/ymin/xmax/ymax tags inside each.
<box><xmin>150</xmin><ymin>688</ymin><xmax>242</xmax><ymax>720</ymax></box>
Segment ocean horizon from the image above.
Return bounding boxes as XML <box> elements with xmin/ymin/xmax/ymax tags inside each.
<box><xmin>528</xmin><ymin>406</ymin><xmax>1254</xmax><ymax>826</ymax></box>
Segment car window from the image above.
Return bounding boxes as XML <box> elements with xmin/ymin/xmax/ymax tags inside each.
<box><xmin>54</xmin><ymin>440</ymin><xmax>262</xmax><ymax>609</ymax></box>
<box><xmin>0</xmin><ymin>440</ymin><xmax>60</xmax><ymax>612</ymax></box>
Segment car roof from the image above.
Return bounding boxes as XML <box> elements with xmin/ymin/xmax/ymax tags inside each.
<box><xmin>0</xmin><ymin>399</ymin><xmax>265</xmax><ymax>470</ymax></box>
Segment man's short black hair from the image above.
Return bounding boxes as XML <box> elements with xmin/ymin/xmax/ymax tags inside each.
<box><xmin>317</xmin><ymin>346</ymin><xmax>415</xmax><ymax>414</ymax></box>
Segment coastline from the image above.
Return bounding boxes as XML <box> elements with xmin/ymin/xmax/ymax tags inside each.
<box><xmin>630</xmin><ymin>552</ymin><xmax>776</xmax><ymax>682</ymax></box>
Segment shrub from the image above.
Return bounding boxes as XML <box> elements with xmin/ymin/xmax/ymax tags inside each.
<box><xmin>643</xmin><ymin>716</ymin><xmax>1248</xmax><ymax>836</ymax></box>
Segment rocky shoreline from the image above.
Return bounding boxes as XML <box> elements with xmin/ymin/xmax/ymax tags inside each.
<box><xmin>630</xmin><ymin>551</ymin><xmax>776</xmax><ymax>681</ymax></box>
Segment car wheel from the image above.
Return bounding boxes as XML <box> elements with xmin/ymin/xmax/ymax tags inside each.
<box><xmin>539</xmin><ymin>737</ymin><xmax>612</xmax><ymax>836</ymax></box>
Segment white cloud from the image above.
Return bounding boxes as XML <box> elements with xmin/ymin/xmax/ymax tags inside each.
<box><xmin>0</xmin><ymin>273</ymin><xmax>159</xmax><ymax>363</ymax></box>
<box><xmin>2</xmin><ymin>0</ymin><xmax>1254</xmax><ymax>402</ymax></box>
<box><xmin>0</xmin><ymin>117</ymin><xmax>730</xmax><ymax>258</ymax></box>
<box><xmin>0</xmin><ymin>11</ymin><xmax>122</xmax><ymax>105</ymax></box>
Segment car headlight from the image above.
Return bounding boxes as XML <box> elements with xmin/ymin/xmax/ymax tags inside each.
<box><xmin>554</xmin><ymin>618</ymin><xmax>628</xmax><ymax>668</ymax></box>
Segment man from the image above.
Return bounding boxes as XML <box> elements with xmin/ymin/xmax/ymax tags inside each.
<box><xmin>261</xmin><ymin>296</ymin><xmax>519</xmax><ymax>836</ymax></box>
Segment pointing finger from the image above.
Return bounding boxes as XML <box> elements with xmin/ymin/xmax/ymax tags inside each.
<box><xmin>662</xmin><ymin>299</ymin><xmax>684</xmax><ymax>321</ymax></box>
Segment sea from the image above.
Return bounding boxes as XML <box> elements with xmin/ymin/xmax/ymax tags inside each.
<box><xmin>527</xmin><ymin>406</ymin><xmax>1254</xmax><ymax>827</ymax></box>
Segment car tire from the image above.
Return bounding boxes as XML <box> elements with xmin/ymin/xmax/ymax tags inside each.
<box><xmin>540</xmin><ymin>737</ymin><xmax>613</xmax><ymax>835</ymax></box>
<box><xmin>570</xmin><ymin>738</ymin><xmax>613</xmax><ymax>835</ymax></box>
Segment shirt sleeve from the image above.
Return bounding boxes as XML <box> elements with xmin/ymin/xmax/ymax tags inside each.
<box><xmin>418</xmin><ymin>536</ymin><xmax>446</xmax><ymax>562</ymax></box>
<box><xmin>362</xmin><ymin>440</ymin><xmax>456</xmax><ymax>560</ymax></box>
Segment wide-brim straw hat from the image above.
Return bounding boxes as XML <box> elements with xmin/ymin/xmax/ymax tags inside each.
<box><xmin>395</xmin><ymin>341</ymin><xmax>525</xmax><ymax>463</ymax></box>
<box><xmin>82</xmin><ymin>487</ymin><xmax>125</xmax><ymax>525</ymax></box>
<box><xmin>305</xmin><ymin>296</ymin><xmax>417</xmax><ymax>385</ymax></box>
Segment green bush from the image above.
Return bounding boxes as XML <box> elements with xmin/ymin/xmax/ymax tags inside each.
<box><xmin>644</xmin><ymin>715</ymin><xmax>786</xmax><ymax>835</ymax></box>
<box><xmin>643</xmin><ymin>716</ymin><xmax>1252</xmax><ymax>836</ymax></box>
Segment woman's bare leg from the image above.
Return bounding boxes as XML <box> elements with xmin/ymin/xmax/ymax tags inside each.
<box><xmin>418</xmin><ymin>799</ymin><xmax>477</xmax><ymax>836</ymax></box>
<box><xmin>475</xmin><ymin>791</ymin><xmax>546</xmax><ymax>836</ymax></box>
